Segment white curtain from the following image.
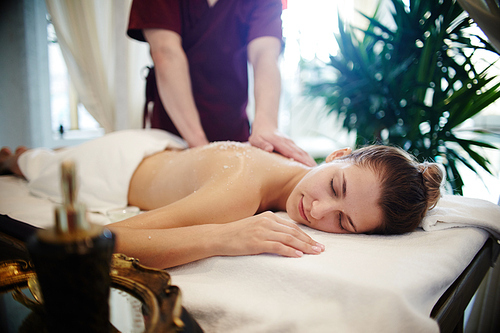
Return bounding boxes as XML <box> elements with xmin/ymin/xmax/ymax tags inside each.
<box><xmin>45</xmin><ymin>0</ymin><xmax>150</xmax><ymax>133</ymax></box>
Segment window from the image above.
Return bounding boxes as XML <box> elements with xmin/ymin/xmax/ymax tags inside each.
<box><xmin>279</xmin><ymin>0</ymin><xmax>357</xmax><ymax>156</ymax></box>
<box><xmin>46</xmin><ymin>15</ymin><xmax>103</xmax><ymax>140</ymax></box>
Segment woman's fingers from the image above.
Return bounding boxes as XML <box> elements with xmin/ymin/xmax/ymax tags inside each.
<box><xmin>259</xmin><ymin>214</ymin><xmax>324</xmax><ymax>255</ymax></box>
<box><xmin>218</xmin><ymin>212</ymin><xmax>325</xmax><ymax>258</ymax></box>
<box><xmin>261</xmin><ymin>225</ymin><xmax>324</xmax><ymax>257</ymax></box>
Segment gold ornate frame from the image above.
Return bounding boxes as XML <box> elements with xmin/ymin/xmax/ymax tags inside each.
<box><xmin>0</xmin><ymin>253</ymin><xmax>184</xmax><ymax>333</ymax></box>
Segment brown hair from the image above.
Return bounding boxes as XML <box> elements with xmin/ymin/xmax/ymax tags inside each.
<box><xmin>338</xmin><ymin>145</ymin><xmax>443</xmax><ymax>235</ymax></box>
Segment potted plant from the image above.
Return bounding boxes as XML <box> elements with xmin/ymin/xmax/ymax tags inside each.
<box><xmin>305</xmin><ymin>0</ymin><xmax>500</xmax><ymax>194</ymax></box>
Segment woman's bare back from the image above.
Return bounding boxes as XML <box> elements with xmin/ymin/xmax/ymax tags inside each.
<box><xmin>128</xmin><ymin>142</ymin><xmax>308</xmax><ymax>212</ymax></box>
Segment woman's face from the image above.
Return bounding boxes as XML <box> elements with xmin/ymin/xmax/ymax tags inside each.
<box><xmin>286</xmin><ymin>159</ymin><xmax>383</xmax><ymax>234</ymax></box>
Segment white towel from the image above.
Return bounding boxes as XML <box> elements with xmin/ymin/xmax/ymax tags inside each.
<box><xmin>17</xmin><ymin>129</ymin><xmax>187</xmax><ymax>212</ymax></box>
<box><xmin>421</xmin><ymin>194</ymin><xmax>500</xmax><ymax>240</ymax></box>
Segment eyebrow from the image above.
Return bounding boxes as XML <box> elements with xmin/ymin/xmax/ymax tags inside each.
<box><xmin>342</xmin><ymin>174</ymin><xmax>358</xmax><ymax>233</ymax></box>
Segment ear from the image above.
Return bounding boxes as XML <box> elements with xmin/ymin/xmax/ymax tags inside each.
<box><xmin>325</xmin><ymin>148</ymin><xmax>352</xmax><ymax>163</ymax></box>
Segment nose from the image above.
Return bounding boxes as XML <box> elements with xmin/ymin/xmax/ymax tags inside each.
<box><xmin>310</xmin><ymin>199</ymin><xmax>334</xmax><ymax>220</ymax></box>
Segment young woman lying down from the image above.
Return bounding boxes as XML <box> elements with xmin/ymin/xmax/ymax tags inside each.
<box><xmin>0</xmin><ymin>129</ymin><xmax>443</xmax><ymax>268</ymax></box>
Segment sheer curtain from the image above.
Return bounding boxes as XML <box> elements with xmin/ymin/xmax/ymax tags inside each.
<box><xmin>45</xmin><ymin>0</ymin><xmax>150</xmax><ymax>133</ymax></box>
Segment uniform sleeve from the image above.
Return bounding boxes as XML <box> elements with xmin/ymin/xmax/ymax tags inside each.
<box><xmin>127</xmin><ymin>0</ymin><xmax>182</xmax><ymax>42</ymax></box>
<box><xmin>246</xmin><ymin>0</ymin><xmax>283</xmax><ymax>44</ymax></box>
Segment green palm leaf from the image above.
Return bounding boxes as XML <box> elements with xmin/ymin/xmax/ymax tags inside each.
<box><xmin>304</xmin><ymin>0</ymin><xmax>500</xmax><ymax>194</ymax></box>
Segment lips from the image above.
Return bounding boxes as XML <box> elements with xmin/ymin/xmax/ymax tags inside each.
<box><xmin>299</xmin><ymin>196</ymin><xmax>309</xmax><ymax>223</ymax></box>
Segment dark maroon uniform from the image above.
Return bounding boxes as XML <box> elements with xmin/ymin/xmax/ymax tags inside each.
<box><xmin>128</xmin><ymin>0</ymin><xmax>283</xmax><ymax>142</ymax></box>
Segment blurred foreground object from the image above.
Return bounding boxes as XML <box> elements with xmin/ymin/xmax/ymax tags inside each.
<box><xmin>26</xmin><ymin>160</ymin><xmax>115</xmax><ymax>332</ymax></box>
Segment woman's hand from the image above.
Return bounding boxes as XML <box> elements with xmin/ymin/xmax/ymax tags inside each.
<box><xmin>210</xmin><ymin>211</ymin><xmax>325</xmax><ymax>258</ymax></box>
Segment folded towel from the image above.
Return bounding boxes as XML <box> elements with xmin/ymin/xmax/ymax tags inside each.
<box><xmin>421</xmin><ymin>195</ymin><xmax>500</xmax><ymax>239</ymax></box>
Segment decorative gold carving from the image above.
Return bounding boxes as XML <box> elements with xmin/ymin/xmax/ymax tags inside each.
<box><xmin>0</xmin><ymin>253</ymin><xmax>184</xmax><ymax>333</ymax></box>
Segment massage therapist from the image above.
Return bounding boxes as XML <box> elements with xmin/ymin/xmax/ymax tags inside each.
<box><xmin>127</xmin><ymin>0</ymin><xmax>315</xmax><ymax>166</ymax></box>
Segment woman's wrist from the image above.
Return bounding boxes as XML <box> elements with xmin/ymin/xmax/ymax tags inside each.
<box><xmin>196</xmin><ymin>224</ymin><xmax>226</xmax><ymax>257</ymax></box>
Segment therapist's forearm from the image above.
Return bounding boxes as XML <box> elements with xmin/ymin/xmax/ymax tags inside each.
<box><xmin>251</xmin><ymin>51</ymin><xmax>281</xmax><ymax>131</ymax></box>
<box><xmin>151</xmin><ymin>46</ymin><xmax>209</xmax><ymax>147</ymax></box>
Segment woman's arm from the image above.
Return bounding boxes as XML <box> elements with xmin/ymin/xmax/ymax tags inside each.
<box><xmin>121</xmin><ymin>180</ymin><xmax>263</xmax><ymax>229</ymax></box>
<box><xmin>109</xmin><ymin>212</ymin><xmax>324</xmax><ymax>269</ymax></box>
<box><xmin>112</xmin><ymin>168</ymin><xmax>324</xmax><ymax>268</ymax></box>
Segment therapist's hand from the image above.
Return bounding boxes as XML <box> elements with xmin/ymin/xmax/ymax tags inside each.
<box><xmin>249</xmin><ymin>127</ymin><xmax>316</xmax><ymax>167</ymax></box>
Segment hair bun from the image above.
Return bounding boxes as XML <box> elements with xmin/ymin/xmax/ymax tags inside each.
<box><xmin>418</xmin><ymin>162</ymin><xmax>443</xmax><ymax>210</ymax></box>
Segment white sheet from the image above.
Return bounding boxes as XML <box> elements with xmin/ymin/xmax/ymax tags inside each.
<box><xmin>167</xmin><ymin>215</ymin><xmax>488</xmax><ymax>333</ymax></box>
<box><xmin>0</xmin><ymin>175</ymin><xmax>495</xmax><ymax>332</ymax></box>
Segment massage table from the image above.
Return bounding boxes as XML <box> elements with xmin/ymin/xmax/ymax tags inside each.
<box><xmin>1</xmin><ymin>172</ymin><xmax>499</xmax><ymax>333</ymax></box>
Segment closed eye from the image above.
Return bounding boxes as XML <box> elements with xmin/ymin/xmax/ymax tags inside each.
<box><xmin>331</xmin><ymin>179</ymin><xmax>337</xmax><ymax>196</ymax></box>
